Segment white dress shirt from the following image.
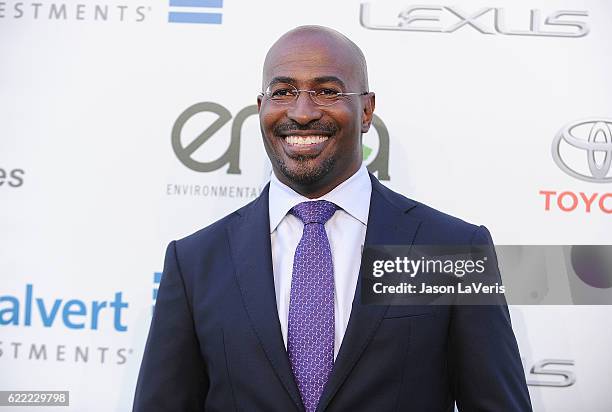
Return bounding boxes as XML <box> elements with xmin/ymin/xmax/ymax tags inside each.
<box><xmin>269</xmin><ymin>165</ymin><xmax>372</xmax><ymax>359</ymax></box>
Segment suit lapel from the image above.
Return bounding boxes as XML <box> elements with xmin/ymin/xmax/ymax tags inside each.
<box><xmin>316</xmin><ymin>175</ymin><xmax>422</xmax><ymax>412</ymax></box>
<box><xmin>227</xmin><ymin>184</ymin><xmax>304</xmax><ymax>411</ymax></box>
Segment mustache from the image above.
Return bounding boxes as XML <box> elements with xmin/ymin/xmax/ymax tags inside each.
<box><xmin>273</xmin><ymin>120</ymin><xmax>338</xmax><ymax>136</ymax></box>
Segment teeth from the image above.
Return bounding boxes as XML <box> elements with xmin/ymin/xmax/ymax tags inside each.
<box><xmin>285</xmin><ymin>135</ymin><xmax>329</xmax><ymax>145</ymax></box>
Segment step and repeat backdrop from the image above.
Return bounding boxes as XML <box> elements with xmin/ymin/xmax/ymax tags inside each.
<box><xmin>1</xmin><ymin>0</ymin><xmax>611</xmax><ymax>410</ymax></box>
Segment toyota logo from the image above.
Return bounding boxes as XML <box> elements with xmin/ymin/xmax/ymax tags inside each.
<box><xmin>552</xmin><ymin>119</ymin><xmax>612</xmax><ymax>183</ymax></box>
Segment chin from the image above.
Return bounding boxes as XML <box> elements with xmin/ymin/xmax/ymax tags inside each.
<box><xmin>277</xmin><ymin>156</ymin><xmax>336</xmax><ymax>187</ymax></box>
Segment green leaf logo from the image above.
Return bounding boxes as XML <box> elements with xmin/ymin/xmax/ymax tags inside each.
<box><xmin>362</xmin><ymin>144</ymin><xmax>373</xmax><ymax>161</ymax></box>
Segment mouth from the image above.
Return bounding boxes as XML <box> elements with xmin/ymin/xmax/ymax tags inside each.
<box><xmin>276</xmin><ymin>130</ymin><xmax>333</xmax><ymax>157</ymax></box>
<box><xmin>284</xmin><ymin>134</ymin><xmax>330</xmax><ymax>146</ymax></box>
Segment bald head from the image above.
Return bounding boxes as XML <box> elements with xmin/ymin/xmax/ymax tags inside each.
<box><xmin>262</xmin><ymin>25</ymin><xmax>369</xmax><ymax>91</ymax></box>
<box><xmin>257</xmin><ymin>25</ymin><xmax>376</xmax><ymax>198</ymax></box>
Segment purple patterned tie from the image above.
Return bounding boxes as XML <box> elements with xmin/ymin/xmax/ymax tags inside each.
<box><xmin>288</xmin><ymin>200</ymin><xmax>338</xmax><ymax>412</ymax></box>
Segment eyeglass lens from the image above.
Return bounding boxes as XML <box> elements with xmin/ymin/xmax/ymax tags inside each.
<box><xmin>266</xmin><ymin>83</ymin><xmax>343</xmax><ymax>105</ymax></box>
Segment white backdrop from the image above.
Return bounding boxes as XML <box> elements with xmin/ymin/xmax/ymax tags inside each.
<box><xmin>1</xmin><ymin>0</ymin><xmax>611</xmax><ymax>410</ymax></box>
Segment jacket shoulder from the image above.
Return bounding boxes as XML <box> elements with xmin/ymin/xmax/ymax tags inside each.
<box><xmin>372</xmin><ymin>176</ymin><xmax>486</xmax><ymax>243</ymax></box>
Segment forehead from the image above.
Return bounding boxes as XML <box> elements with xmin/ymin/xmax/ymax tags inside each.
<box><xmin>263</xmin><ymin>34</ymin><xmax>361</xmax><ymax>88</ymax></box>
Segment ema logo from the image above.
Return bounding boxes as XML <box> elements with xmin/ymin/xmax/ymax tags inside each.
<box><xmin>170</xmin><ymin>101</ymin><xmax>391</xmax><ymax>179</ymax></box>
<box><xmin>168</xmin><ymin>0</ymin><xmax>223</xmax><ymax>24</ymax></box>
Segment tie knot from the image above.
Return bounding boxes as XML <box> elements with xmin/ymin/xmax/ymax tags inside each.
<box><xmin>290</xmin><ymin>200</ymin><xmax>338</xmax><ymax>225</ymax></box>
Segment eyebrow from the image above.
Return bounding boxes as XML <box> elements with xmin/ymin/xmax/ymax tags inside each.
<box><xmin>268</xmin><ymin>76</ymin><xmax>296</xmax><ymax>86</ymax></box>
<box><xmin>313</xmin><ymin>76</ymin><xmax>346</xmax><ymax>89</ymax></box>
<box><xmin>267</xmin><ymin>75</ymin><xmax>347</xmax><ymax>89</ymax></box>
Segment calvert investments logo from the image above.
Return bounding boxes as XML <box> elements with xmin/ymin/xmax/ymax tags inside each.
<box><xmin>360</xmin><ymin>3</ymin><xmax>589</xmax><ymax>38</ymax></box>
<box><xmin>539</xmin><ymin>119</ymin><xmax>612</xmax><ymax>214</ymax></box>
<box><xmin>0</xmin><ymin>283</ymin><xmax>133</xmax><ymax>365</ymax></box>
<box><xmin>0</xmin><ymin>284</ymin><xmax>128</xmax><ymax>331</ymax></box>
<box><xmin>168</xmin><ymin>0</ymin><xmax>222</xmax><ymax>24</ymax></box>
<box><xmin>0</xmin><ymin>0</ymin><xmax>225</xmax><ymax>24</ymax></box>
<box><xmin>0</xmin><ymin>1</ymin><xmax>151</xmax><ymax>22</ymax></box>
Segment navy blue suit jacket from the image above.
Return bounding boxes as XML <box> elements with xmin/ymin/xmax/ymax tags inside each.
<box><xmin>133</xmin><ymin>174</ymin><xmax>532</xmax><ymax>411</ymax></box>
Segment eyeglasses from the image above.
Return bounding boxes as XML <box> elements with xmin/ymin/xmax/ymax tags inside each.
<box><xmin>260</xmin><ymin>82</ymin><xmax>369</xmax><ymax>106</ymax></box>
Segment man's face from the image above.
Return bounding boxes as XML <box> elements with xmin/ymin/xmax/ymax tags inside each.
<box><xmin>258</xmin><ymin>31</ymin><xmax>374</xmax><ymax>196</ymax></box>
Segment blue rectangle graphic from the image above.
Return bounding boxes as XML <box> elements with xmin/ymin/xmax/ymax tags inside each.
<box><xmin>168</xmin><ymin>12</ymin><xmax>222</xmax><ymax>24</ymax></box>
<box><xmin>169</xmin><ymin>0</ymin><xmax>222</xmax><ymax>8</ymax></box>
<box><xmin>154</xmin><ymin>272</ymin><xmax>162</xmax><ymax>284</ymax></box>
<box><xmin>153</xmin><ymin>288</ymin><xmax>158</xmax><ymax>300</ymax></box>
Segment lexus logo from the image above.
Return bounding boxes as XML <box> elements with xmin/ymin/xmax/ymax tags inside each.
<box><xmin>552</xmin><ymin>119</ymin><xmax>612</xmax><ymax>183</ymax></box>
<box><xmin>360</xmin><ymin>4</ymin><xmax>589</xmax><ymax>38</ymax></box>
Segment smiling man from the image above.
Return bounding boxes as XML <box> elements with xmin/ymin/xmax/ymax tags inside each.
<box><xmin>133</xmin><ymin>26</ymin><xmax>532</xmax><ymax>412</ymax></box>
<box><xmin>258</xmin><ymin>28</ymin><xmax>372</xmax><ymax>198</ymax></box>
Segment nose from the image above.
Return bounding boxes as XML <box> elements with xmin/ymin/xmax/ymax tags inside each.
<box><xmin>286</xmin><ymin>91</ymin><xmax>323</xmax><ymax>125</ymax></box>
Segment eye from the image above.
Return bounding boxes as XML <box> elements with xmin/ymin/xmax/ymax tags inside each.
<box><xmin>315</xmin><ymin>88</ymin><xmax>342</xmax><ymax>101</ymax></box>
<box><xmin>317</xmin><ymin>88</ymin><xmax>341</xmax><ymax>96</ymax></box>
<box><xmin>266</xmin><ymin>83</ymin><xmax>297</xmax><ymax>100</ymax></box>
<box><xmin>271</xmin><ymin>88</ymin><xmax>295</xmax><ymax>97</ymax></box>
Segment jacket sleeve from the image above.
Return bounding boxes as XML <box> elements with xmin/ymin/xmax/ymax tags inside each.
<box><xmin>449</xmin><ymin>226</ymin><xmax>533</xmax><ymax>412</ymax></box>
<box><xmin>133</xmin><ymin>241</ymin><xmax>208</xmax><ymax>411</ymax></box>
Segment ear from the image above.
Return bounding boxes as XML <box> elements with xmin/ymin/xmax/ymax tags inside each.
<box><xmin>361</xmin><ymin>93</ymin><xmax>375</xmax><ymax>133</ymax></box>
<box><xmin>257</xmin><ymin>94</ymin><xmax>263</xmax><ymax>112</ymax></box>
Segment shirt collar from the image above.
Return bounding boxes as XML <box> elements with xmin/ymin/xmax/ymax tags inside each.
<box><xmin>268</xmin><ymin>165</ymin><xmax>372</xmax><ymax>234</ymax></box>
